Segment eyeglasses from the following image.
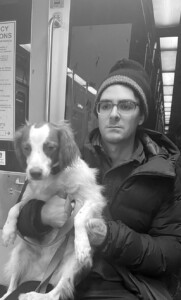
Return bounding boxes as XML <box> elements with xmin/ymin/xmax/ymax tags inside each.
<box><xmin>96</xmin><ymin>100</ymin><xmax>140</xmax><ymax>116</ymax></box>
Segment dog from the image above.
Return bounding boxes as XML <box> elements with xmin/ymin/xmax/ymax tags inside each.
<box><xmin>1</xmin><ymin>121</ymin><xmax>106</xmax><ymax>300</ymax></box>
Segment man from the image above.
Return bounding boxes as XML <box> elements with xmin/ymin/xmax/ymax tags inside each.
<box><xmin>4</xmin><ymin>59</ymin><xmax>181</xmax><ymax>299</ymax></box>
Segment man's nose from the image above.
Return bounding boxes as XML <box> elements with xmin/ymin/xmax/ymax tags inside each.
<box><xmin>110</xmin><ymin>105</ymin><xmax>120</xmax><ymax>117</ymax></box>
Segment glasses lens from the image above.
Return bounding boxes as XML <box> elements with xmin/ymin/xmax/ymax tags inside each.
<box><xmin>97</xmin><ymin>100</ymin><xmax>138</xmax><ymax>115</ymax></box>
<box><xmin>97</xmin><ymin>101</ymin><xmax>112</xmax><ymax>114</ymax></box>
<box><xmin>118</xmin><ymin>100</ymin><xmax>137</xmax><ymax>112</ymax></box>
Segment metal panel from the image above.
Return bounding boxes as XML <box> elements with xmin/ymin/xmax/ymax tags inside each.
<box><xmin>29</xmin><ymin>0</ymin><xmax>71</xmax><ymax>123</ymax></box>
<box><xmin>48</xmin><ymin>0</ymin><xmax>71</xmax><ymax>123</ymax></box>
<box><xmin>28</xmin><ymin>0</ymin><xmax>49</xmax><ymax>122</ymax></box>
<box><xmin>0</xmin><ymin>171</ymin><xmax>25</xmax><ymax>229</ymax></box>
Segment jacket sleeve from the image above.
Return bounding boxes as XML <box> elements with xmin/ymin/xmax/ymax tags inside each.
<box><xmin>100</xmin><ymin>196</ymin><xmax>181</xmax><ymax>276</ymax></box>
<box><xmin>17</xmin><ymin>199</ymin><xmax>52</xmax><ymax>239</ymax></box>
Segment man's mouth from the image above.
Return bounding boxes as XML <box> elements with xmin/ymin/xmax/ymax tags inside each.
<box><xmin>107</xmin><ymin>125</ymin><xmax>122</xmax><ymax>129</ymax></box>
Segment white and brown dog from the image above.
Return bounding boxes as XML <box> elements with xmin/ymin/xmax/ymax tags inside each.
<box><xmin>1</xmin><ymin>121</ymin><xmax>106</xmax><ymax>300</ymax></box>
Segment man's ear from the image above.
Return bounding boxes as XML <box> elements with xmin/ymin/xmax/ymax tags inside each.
<box><xmin>138</xmin><ymin>113</ymin><xmax>145</xmax><ymax>126</ymax></box>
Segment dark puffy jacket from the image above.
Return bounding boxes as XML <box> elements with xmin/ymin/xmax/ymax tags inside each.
<box><xmin>80</xmin><ymin>128</ymin><xmax>181</xmax><ymax>300</ymax></box>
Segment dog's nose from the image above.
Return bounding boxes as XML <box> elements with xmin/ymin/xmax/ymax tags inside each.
<box><xmin>29</xmin><ymin>168</ymin><xmax>42</xmax><ymax>180</ymax></box>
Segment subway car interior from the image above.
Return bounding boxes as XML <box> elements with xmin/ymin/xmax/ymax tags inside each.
<box><xmin>0</xmin><ymin>0</ymin><xmax>181</xmax><ymax>296</ymax></box>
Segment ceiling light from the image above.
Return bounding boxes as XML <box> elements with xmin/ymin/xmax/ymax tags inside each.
<box><xmin>73</xmin><ymin>74</ymin><xmax>86</xmax><ymax>87</ymax></box>
<box><xmin>162</xmin><ymin>73</ymin><xmax>175</xmax><ymax>85</ymax></box>
<box><xmin>164</xmin><ymin>106</ymin><xmax>172</xmax><ymax>112</ymax></box>
<box><xmin>77</xmin><ymin>104</ymin><xmax>83</xmax><ymax>109</ymax></box>
<box><xmin>160</xmin><ymin>37</ymin><xmax>178</xmax><ymax>50</ymax></box>
<box><xmin>163</xmin><ymin>86</ymin><xmax>173</xmax><ymax>95</ymax></box>
<box><xmin>164</xmin><ymin>108</ymin><xmax>171</xmax><ymax>113</ymax></box>
<box><xmin>152</xmin><ymin>0</ymin><xmax>181</xmax><ymax>27</ymax></box>
<box><xmin>20</xmin><ymin>44</ymin><xmax>31</xmax><ymax>52</ymax></box>
<box><xmin>88</xmin><ymin>86</ymin><xmax>97</xmax><ymax>95</ymax></box>
<box><xmin>67</xmin><ymin>67</ymin><xmax>73</xmax><ymax>78</ymax></box>
<box><xmin>67</xmin><ymin>67</ymin><xmax>97</xmax><ymax>95</ymax></box>
<box><xmin>164</xmin><ymin>102</ymin><xmax>172</xmax><ymax>108</ymax></box>
<box><xmin>161</xmin><ymin>51</ymin><xmax>177</xmax><ymax>71</ymax></box>
<box><xmin>164</xmin><ymin>95</ymin><xmax>172</xmax><ymax>102</ymax></box>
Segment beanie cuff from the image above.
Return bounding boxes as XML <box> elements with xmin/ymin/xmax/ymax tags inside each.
<box><xmin>95</xmin><ymin>75</ymin><xmax>148</xmax><ymax>119</ymax></box>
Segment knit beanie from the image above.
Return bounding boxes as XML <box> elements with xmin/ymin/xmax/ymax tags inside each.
<box><xmin>94</xmin><ymin>59</ymin><xmax>151</xmax><ymax>120</ymax></box>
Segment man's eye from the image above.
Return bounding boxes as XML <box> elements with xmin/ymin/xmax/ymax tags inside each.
<box><xmin>119</xmin><ymin>101</ymin><xmax>134</xmax><ymax>110</ymax></box>
<box><xmin>120</xmin><ymin>103</ymin><xmax>130</xmax><ymax>110</ymax></box>
<box><xmin>101</xmin><ymin>103</ymin><xmax>111</xmax><ymax>110</ymax></box>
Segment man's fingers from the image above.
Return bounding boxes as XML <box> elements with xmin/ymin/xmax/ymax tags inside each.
<box><xmin>64</xmin><ymin>196</ymin><xmax>73</xmax><ymax>216</ymax></box>
<box><xmin>87</xmin><ymin>218</ymin><xmax>105</xmax><ymax>232</ymax></box>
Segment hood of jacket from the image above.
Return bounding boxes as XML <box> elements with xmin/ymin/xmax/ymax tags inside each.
<box><xmin>136</xmin><ymin>128</ymin><xmax>180</xmax><ymax>177</ymax></box>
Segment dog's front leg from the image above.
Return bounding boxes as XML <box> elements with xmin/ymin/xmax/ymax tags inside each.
<box><xmin>2</xmin><ymin>185</ymin><xmax>33</xmax><ymax>246</ymax></box>
<box><xmin>74</xmin><ymin>201</ymin><xmax>93</xmax><ymax>267</ymax></box>
<box><xmin>2</xmin><ymin>202</ymin><xmax>24</xmax><ymax>246</ymax></box>
<box><xmin>19</xmin><ymin>237</ymin><xmax>77</xmax><ymax>300</ymax></box>
<box><xmin>18</xmin><ymin>269</ymin><xmax>75</xmax><ymax>300</ymax></box>
<box><xmin>41</xmin><ymin>239</ymin><xmax>84</xmax><ymax>300</ymax></box>
<box><xmin>0</xmin><ymin>272</ymin><xmax>19</xmax><ymax>300</ymax></box>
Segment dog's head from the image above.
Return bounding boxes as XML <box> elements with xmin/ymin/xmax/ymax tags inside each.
<box><xmin>14</xmin><ymin>121</ymin><xmax>80</xmax><ymax>181</ymax></box>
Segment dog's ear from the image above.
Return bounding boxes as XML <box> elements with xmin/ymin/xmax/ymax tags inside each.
<box><xmin>14</xmin><ymin>126</ymin><xmax>28</xmax><ymax>170</ymax></box>
<box><xmin>56</xmin><ymin>122</ymin><xmax>80</xmax><ymax>170</ymax></box>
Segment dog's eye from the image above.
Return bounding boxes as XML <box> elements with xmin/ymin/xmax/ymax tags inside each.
<box><xmin>48</xmin><ymin>145</ymin><xmax>55</xmax><ymax>151</ymax></box>
<box><xmin>22</xmin><ymin>143</ymin><xmax>31</xmax><ymax>156</ymax></box>
<box><xmin>43</xmin><ymin>143</ymin><xmax>57</xmax><ymax>155</ymax></box>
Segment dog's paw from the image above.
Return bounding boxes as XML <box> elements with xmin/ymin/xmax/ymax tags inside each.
<box><xmin>19</xmin><ymin>292</ymin><xmax>43</xmax><ymax>300</ymax></box>
<box><xmin>75</xmin><ymin>241</ymin><xmax>92</xmax><ymax>267</ymax></box>
<box><xmin>19</xmin><ymin>292</ymin><xmax>58</xmax><ymax>300</ymax></box>
<box><xmin>2</xmin><ymin>224</ymin><xmax>17</xmax><ymax>247</ymax></box>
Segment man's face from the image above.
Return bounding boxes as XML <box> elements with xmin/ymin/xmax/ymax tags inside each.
<box><xmin>97</xmin><ymin>84</ymin><xmax>145</xmax><ymax>144</ymax></box>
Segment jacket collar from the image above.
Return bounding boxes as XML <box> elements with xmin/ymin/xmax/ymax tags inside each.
<box><xmin>89</xmin><ymin>127</ymin><xmax>180</xmax><ymax>178</ymax></box>
<box><xmin>90</xmin><ymin>127</ymin><xmax>145</xmax><ymax>165</ymax></box>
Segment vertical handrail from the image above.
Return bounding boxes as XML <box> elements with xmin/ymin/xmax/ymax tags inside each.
<box><xmin>144</xmin><ymin>42</ymin><xmax>148</xmax><ymax>69</ymax></box>
<box><xmin>45</xmin><ymin>15</ymin><xmax>61</xmax><ymax>122</ymax></box>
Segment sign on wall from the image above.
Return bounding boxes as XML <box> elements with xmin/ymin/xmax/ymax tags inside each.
<box><xmin>0</xmin><ymin>21</ymin><xmax>16</xmax><ymax>141</ymax></box>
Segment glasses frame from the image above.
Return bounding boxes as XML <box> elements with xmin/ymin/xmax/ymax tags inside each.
<box><xmin>96</xmin><ymin>100</ymin><xmax>140</xmax><ymax>116</ymax></box>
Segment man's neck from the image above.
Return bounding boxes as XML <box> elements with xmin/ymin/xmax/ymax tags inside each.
<box><xmin>103</xmin><ymin>139</ymin><xmax>136</xmax><ymax>167</ymax></box>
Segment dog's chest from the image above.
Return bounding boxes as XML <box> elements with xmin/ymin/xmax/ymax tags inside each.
<box><xmin>19</xmin><ymin>236</ymin><xmax>65</xmax><ymax>282</ymax></box>
<box><xmin>29</xmin><ymin>178</ymin><xmax>66</xmax><ymax>201</ymax></box>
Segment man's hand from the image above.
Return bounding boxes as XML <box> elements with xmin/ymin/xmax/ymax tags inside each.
<box><xmin>86</xmin><ymin>218</ymin><xmax>107</xmax><ymax>247</ymax></box>
<box><xmin>41</xmin><ymin>195</ymin><xmax>72</xmax><ymax>228</ymax></box>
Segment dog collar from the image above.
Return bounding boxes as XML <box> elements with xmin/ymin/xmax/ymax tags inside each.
<box><xmin>51</xmin><ymin>162</ymin><xmax>60</xmax><ymax>175</ymax></box>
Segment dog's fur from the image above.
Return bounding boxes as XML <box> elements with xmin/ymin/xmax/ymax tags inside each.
<box><xmin>1</xmin><ymin>121</ymin><xmax>106</xmax><ymax>300</ymax></box>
